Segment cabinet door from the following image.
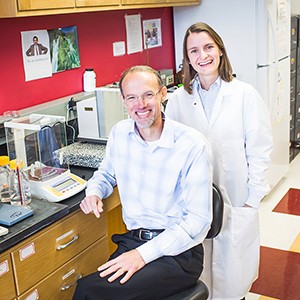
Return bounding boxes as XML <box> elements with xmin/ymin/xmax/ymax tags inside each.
<box><xmin>76</xmin><ymin>0</ymin><xmax>120</xmax><ymax>7</ymax></box>
<box><xmin>12</xmin><ymin>210</ymin><xmax>107</xmax><ymax>295</ymax></box>
<box><xmin>18</xmin><ymin>237</ymin><xmax>109</xmax><ymax>300</ymax></box>
<box><xmin>122</xmin><ymin>0</ymin><xmax>166</xmax><ymax>4</ymax></box>
<box><xmin>17</xmin><ymin>0</ymin><xmax>74</xmax><ymax>11</ymax></box>
<box><xmin>166</xmin><ymin>0</ymin><xmax>199</xmax><ymax>3</ymax></box>
<box><xmin>0</xmin><ymin>252</ymin><xmax>16</xmax><ymax>300</ymax></box>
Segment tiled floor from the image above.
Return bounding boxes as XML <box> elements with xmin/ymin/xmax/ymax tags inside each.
<box><xmin>246</xmin><ymin>153</ymin><xmax>300</xmax><ymax>300</ymax></box>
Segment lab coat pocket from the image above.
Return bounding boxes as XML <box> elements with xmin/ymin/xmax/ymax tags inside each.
<box><xmin>231</xmin><ymin>206</ymin><xmax>259</xmax><ymax>248</ymax></box>
<box><xmin>222</xmin><ymin>139</ymin><xmax>246</xmax><ymax>171</ymax></box>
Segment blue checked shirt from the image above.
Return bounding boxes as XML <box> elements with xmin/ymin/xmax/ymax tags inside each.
<box><xmin>86</xmin><ymin>114</ymin><xmax>213</xmax><ymax>264</ymax></box>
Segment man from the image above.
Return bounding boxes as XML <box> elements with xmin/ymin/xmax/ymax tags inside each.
<box><xmin>26</xmin><ymin>36</ymin><xmax>48</xmax><ymax>56</ymax></box>
<box><xmin>73</xmin><ymin>65</ymin><xmax>213</xmax><ymax>300</ymax></box>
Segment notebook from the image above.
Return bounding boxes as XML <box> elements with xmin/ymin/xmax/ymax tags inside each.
<box><xmin>0</xmin><ymin>203</ymin><xmax>34</xmax><ymax>226</ymax></box>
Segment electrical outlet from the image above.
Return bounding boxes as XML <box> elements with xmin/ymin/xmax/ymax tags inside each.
<box><xmin>166</xmin><ymin>75</ymin><xmax>174</xmax><ymax>86</ymax></box>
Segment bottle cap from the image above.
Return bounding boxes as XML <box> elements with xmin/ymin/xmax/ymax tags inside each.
<box><xmin>0</xmin><ymin>156</ymin><xmax>10</xmax><ymax>166</ymax></box>
<box><xmin>85</xmin><ymin>68</ymin><xmax>94</xmax><ymax>71</ymax></box>
<box><xmin>9</xmin><ymin>159</ymin><xmax>25</xmax><ymax>170</ymax></box>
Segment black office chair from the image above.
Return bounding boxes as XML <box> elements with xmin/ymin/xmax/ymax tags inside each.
<box><xmin>165</xmin><ymin>184</ymin><xmax>224</xmax><ymax>300</ymax></box>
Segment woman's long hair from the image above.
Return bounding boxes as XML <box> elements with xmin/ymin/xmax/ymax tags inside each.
<box><xmin>182</xmin><ymin>22</ymin><xmax>234</xmax><ymax>94</ymax></box>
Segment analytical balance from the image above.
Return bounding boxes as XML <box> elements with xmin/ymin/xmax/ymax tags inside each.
<box><xmin>4</xmin><ymin>114</ymin><xmax>86</xmax><ymax>202</ymax></box>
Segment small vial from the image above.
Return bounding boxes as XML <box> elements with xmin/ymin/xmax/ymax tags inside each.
<box><xmin>83</xmin><ymin>68</ymin><xmax>96</xmax><ymax>92</ymax></box>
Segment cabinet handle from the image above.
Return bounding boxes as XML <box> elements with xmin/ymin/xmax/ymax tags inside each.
<box><xmin>61</xmin><ymin>274</ymin><xmax>82</xmax><ymax>291</ymax></box>
<box><xmin>56</xmin><ymin>234</ymin><xmax>79</xmax><ymax>250</ymax></box>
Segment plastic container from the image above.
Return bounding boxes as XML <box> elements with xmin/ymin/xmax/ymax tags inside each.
<box><xmin>83</xmin><ymin>68</ymin><xmax>96</xmax><ymax>92</ymax></box>
<box><xmin>9</xmin><ymin>159</ymin><xmax>31</xmax><ymax>206</ymax></box>
<box><xmin>0</xmin><ymin>156</ymin><xmax>11</xmax><ymax>203</ymax></box>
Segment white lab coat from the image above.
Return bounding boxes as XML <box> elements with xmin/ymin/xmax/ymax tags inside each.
<box><xmin>165</xmin><ymin>78</ymin><xmax>273</xmax><ymax>299</ymax></box>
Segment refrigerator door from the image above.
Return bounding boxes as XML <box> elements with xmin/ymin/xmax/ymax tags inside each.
<box><xmin>257</xmin><ymin>58</ymin><xmax>290</xmax><ymax>188</ymax></box>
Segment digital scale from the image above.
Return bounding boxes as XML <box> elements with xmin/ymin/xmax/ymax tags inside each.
<box><xmin>4</xmin><ymin>114</ymin><xmax>87</xmax><ymax>203</ymax></box>
<box><xmin>28</xmin><ymin>164</ymin><xmax>86</xmax><ymax>202</ymax></box>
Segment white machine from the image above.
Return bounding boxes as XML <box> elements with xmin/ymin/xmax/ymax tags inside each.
<box><xmin>77</xmin><ymin>85</ymin><xmax>128</xmax><ymax>141</ymax></box>
<box><xmin>29</xmin><ymin>164</ymin><xmax>86</xmax><ymax>202</ymax></box>
<box><xmin>4</xmin><ymin>114</ymin><xmax>86</xmax><ymax>202</ymax></box>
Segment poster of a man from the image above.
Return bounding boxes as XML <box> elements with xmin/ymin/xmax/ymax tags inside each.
<box><xmin>26</xmin><ymin>36</ymin><xmax>48</xmax><ymax>56</ymax></box>
<box><xmin>21</xmin><ymin>30</ymin><xmax>52</xmax><ymax>81</ymax></box>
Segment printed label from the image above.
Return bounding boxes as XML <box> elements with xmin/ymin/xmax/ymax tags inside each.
<box><xmin>0</xmin><ymin>260</ymin><xmax>9</xmax><ymax>277</ymax></box>
<box><xmin>25</xmin><ymin>289</ymin><xmax>39</xmax><ymax>300</ymax></box>
<box><xmin>62</xmin><ymin>268</ymin><xmax>75</xmax><ymax>281</ymax></box>
<box><xmin>19</xmin><ymin>242</ymin><xmax>35</xmax><ymax>261</ymax></box>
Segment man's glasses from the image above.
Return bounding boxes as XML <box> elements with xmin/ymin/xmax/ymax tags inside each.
<box><xmin>123</xmin><ymin>88</ymin><xmax>162</xmax><ymax>103</ymax></box>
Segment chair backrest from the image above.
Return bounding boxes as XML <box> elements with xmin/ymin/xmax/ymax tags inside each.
<box><xmin>206</xmin><ymin>184</ymin><xmax>224</xmax><ymax>239</ymax></box>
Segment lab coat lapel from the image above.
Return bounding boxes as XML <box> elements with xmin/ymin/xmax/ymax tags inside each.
<box><xmin>208</xmin><ymin>81</ymin><xmax>233</xmax><ymax>129</ymax></box>
<box><xmin>190</xmin><ymin>84</ymin><xmax>210</xmax><ymax>133</ymax></box>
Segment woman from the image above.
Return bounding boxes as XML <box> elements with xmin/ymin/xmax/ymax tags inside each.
<box><xmin>165</xmin><ymin>22</ymin><xmax>273</xmax><ymax>299</ymax></box>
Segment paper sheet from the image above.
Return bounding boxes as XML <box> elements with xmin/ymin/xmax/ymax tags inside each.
<box><xmin>125</xmin><ymin>14</ymin><xmax>143</xmax><ymax>54</ymax></box>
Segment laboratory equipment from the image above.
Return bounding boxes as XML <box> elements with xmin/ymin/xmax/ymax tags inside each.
<box><xmin>77</xmin><ymin>85</ymin><xmax>128</xmax><ymax>141</ymax></box>
<box><xmin>4</xmin><ymin>114</ymin><xmax>86</xmax><ymax>202</ymax></box>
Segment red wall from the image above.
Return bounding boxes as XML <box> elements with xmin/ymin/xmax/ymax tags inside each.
<box><xmin>0</xmin><ymin>8</ymin><xmax>175</xmax><ymax>115</ymax></box>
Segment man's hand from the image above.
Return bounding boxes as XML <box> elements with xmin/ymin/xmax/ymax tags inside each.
<box><xmin>98</xmin><ymin>249</ymin><xmax>146</xmax><ymax>284</ymax></box>
<box><xmin>80</xmin><ymin>195</ymin><xmax>103</xmax><ymax>218</ymax></box>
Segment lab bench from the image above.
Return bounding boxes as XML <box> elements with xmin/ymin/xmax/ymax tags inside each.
<box><xmin>0</xmin><ymin>166</ymin><xmax>126</xmax><ymax>300</ymax></box>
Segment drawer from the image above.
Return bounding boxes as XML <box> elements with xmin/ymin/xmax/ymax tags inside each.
<box><xmin>290</xmin><ymin>122</ymin><xmax>295</xmax><ymax>140</ymax></box>
<box><xmin>289</xmin><ymin>146</ymin><xmax>294</xmax><ymax>162</ymax></box>
<box><xmin>291</xmin><ymin>76</ymin><xmax>296</xmax><ymax>97</ymax></box>
<box><xmin>0</xmin><ymin>252</ymin><xmax>16</xmax><ymax>300</ymax></box>
<box><xmin>291</xmin><ymin>15</ymin><xmax>298</xmax><ymax>49</ymax></box>
<box><xmin>295</xmin><ymin>125</ymin><xmax>300</xmax><ymax>141</ymax></box>
<box><xmin>12</xmin><ymin>210</ymin><xmax>107</xmax><ymax>295</ymax></box>
<box><xmin>18</xmin><ymin>236</ymin><xmax>109</xmax><ymax>300</ymax></box>
<box><xmin>296</xmin><ymin>102</ymin><xmax>300</xmax><ymax>119</ymax></box>
<box><xmin>291</xmin><ymin>48</ymin><xmax>297</xmax><ymax>75</ymax></box>
<box><xmin>297</xmin><ymin>72</ymin><xmax>300</xmax><ymax>90</ymax></box>
<box><xmin>291</xmin><ymin>98</ymin><xmax>295</xmax><ymax>117</ymax></box>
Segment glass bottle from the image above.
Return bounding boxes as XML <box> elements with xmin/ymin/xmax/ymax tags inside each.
<box><xmin>0</xmin><ymin>155</ymin><xmax>11</xmax><ymax>203</ymax></box>
<box><xmin>9</xmin><ymin>159</ymin><xmax>31</xmax><ymax>206</ymax></box>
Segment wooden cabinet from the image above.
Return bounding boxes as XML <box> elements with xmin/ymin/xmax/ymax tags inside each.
<box><xmin>0</xmin><ymin>187</ymin><xmax>126</xmax><ymax>299</ymax></box>
<box><xmin>18</xmin><ymin>237</ymin><xmax>108</xmax><ymax>300</ymax></box>
<box><xmin>17</xmin><ymin>0</ymin><xmax>74</xmax><ymax>11</ymax></box>
<box><xmin>11</xmin><ymin>210</ymin><xmax>108</xmax><ymax>295</ymax></box>
<box><xmin>0</xmin><ymin>252</ymin><xmax>16</xmax><ymax>300</ymax></box>
<box><xmin>122</xmin><ymin>0</ymin><xmax>199</xmax><ymax>4</ymax></box>
<box><xmin>0</xmin><ymin>0</ymin><xmax>200</xmax><ymax>18</ymax></box>
<box><xmin>76</xmin><ymin>0</ymin><xmax>120</xmax><ymax>8</ymax></box>
<box><xmin>122</xmin><ymin>0</ymin><xmax>166</xmax><ymax>5</ymax></box>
